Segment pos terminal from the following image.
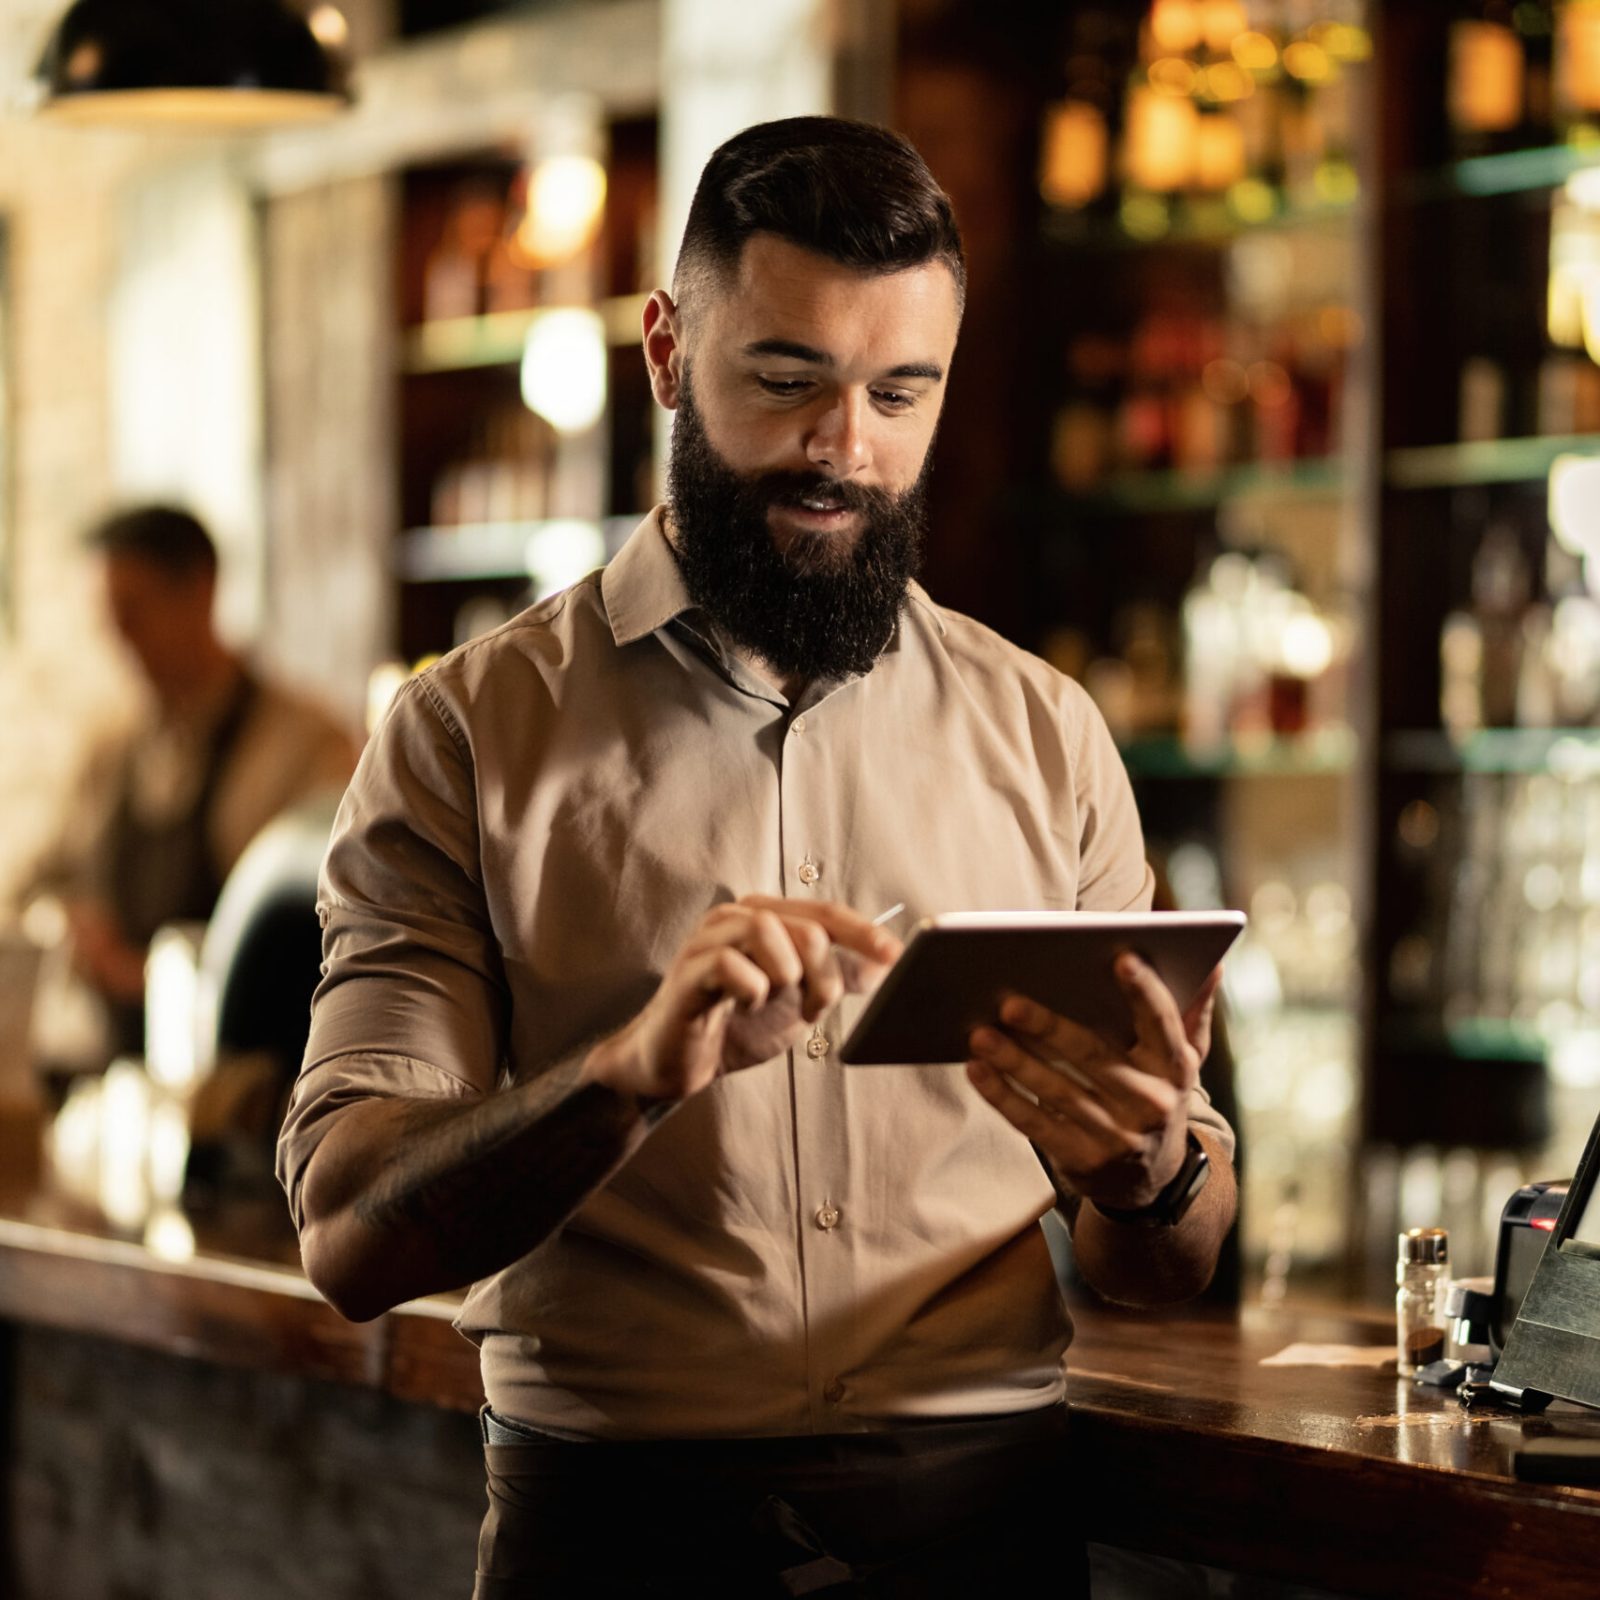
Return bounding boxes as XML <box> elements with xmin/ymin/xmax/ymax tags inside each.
<box><xmin>1492</xmin><ymin>1100</ymin><xmax>1600</xmax><ymax>1415</ymax></box>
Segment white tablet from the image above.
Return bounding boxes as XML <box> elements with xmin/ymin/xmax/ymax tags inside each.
<box><xmin>838</xmin><ymin>910</ymin><xmax>1246</xmax><ymax>1066</ymax></box>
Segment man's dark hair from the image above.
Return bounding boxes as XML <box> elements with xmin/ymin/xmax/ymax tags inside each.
<box><xmin>85</xmin><ymin>504</ymin><xmax>218</xmax><ymax>582</ymax></box>
<box><xmin>673</xmin><ymin>116</ymin><xmax>965</xmax><ymax>314</ymax></box>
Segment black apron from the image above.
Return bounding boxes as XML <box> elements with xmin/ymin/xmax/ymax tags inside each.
<box><xmin>103</xmin><ymin>671</ymin><xmax>258</xmax><ymax>1059</ymax></box>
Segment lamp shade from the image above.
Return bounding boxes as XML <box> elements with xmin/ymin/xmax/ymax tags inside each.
<box><xmin>36</xmin><ymin>0</ymin><xmax>350</xmax><ymax>128</ymax></box>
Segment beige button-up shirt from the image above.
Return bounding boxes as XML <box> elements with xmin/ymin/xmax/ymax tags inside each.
<box><xmin>278</xmin><ymin>512</ymin><xmax>1232</xmax><ymax>1440</ymax></box>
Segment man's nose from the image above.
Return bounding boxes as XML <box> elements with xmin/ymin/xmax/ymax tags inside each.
<box><xmin>804</xmin><ymin>391</ymin><xmax>872</xmax><ymax>477</ymax></box>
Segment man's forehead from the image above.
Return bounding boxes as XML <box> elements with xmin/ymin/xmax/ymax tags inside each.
<box><xmin>703</xmin><ymin>234</ymin><xmax>960</xmax><ymax>359</ymax></box>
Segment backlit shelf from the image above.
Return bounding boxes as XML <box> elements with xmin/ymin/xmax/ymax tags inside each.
<box><xmin>1063</xmin><ymin>456</ymin><xmax>1346</xmax><ymax>515</ymax></box>
<box><xmin>1400</xmin><ymin>142</ymin><xmax>1600</xmax><ymax>203</ymax></box>
<box><xmin>402</xmin><ymin>294</ymin><xmax>650</xmax><ymax>375</ymax></box>
<box><xmin>1042</xmin><ymin>193</ymin><xmax>1356</xmax><ymax>252</ymax></box>
<box><xmin>396</xmin><ymin>517</ymin><xmax>639</xmax><ymax>582</ymax></box>
<box><xmin>1386</xmin><ymin>434</ymin><xmax>1600</xmax><ymax>490</ymax></box>
<box><xmin>1386</xmin><ymin>728</ymin><xmax>1600</xmax><ymax>776</ymax></box>
<box><xmin>1120</xmin><ymin>726</ymin><xmax>1356</xmax><ymax>779</ymax></box>
<box><xmin>1383</xmin><ymin>1017</ymin><xmax>1548</xmax><ymax>1064</ymax></box>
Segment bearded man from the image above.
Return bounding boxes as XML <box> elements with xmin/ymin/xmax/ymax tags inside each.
<box><xmin>278</xmin><ymin>116</ymin><xmax>1236</xmax><ymax>1599</ymax></box>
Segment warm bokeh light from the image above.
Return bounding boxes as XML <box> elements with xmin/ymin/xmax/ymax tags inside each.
<box><xmin>1149</xmin><ymin>0</ymin><xmax>1202</xmax><ymax>55</ymax></box>
<box><xmin>522</xmin><ymin>520</ymin><xmax>607</xmax><ymax>600</ymax></box>
<box><xmin>1231</xmin><ymin>31</ymin><xmax>1279</xmax><ymax>74</ymax></box>
<box><xmin>1149</xmin><ymin>57</ymin><xmax>1199</xmax><ymax>97</ymax></box>
<box><xmin>1449</xmin><ymin>20</ymin><xmax>1523</xmax><ymax>134</ymax></box>
<box><xmin>520</xmin><ymin>309</ymin><xmax>607</xmax><ymax>433</ymax></box>
<box><xmin>1199</xmin><ymin>0</ymin><xmax>1248</xmax><ymax>55</ymax></box>
<box><xmin>1123</xmin><ymin>85</ymin><xmax>1197</xmax><ymax>192</ymax></box>
<box><xmin>308</xmin><ymin>6</ymin><xmax>350</xmax><ymax>49</ymax></box>
<box><xmin>1039</xmin><ymin>100</ymin><xmax>1109</xmax><ymax>209</ymax></box>
<box><xmin>366</xmin><ymin>661</ymin><xmax>411</xmax><ymax>734</ymax></box>
<box><xmin>1560</xmin><ymin>2</ymin><xmax>1600</xmax><ymax>115</ymax></box>
<box><xmin>1282</xmin><ymin>41</ymin><xmax>1334</xmax><ymax>84</ymax></box>
<box><xmin>1548</xmin><ymin>453</ymin><xmax>1600</xmax><ymax>562</ymax></box>
<box><xmin>1195</xmin><ymin>114</ymin><xmax>1247</xmax><ymax>191</ymax></box>
<box><xmin>513</xmin><ymin>155</ymin><xmax>608</xmax><ymax>269</ymax></box>
<box><xmin>1203</xmin><ymin>62</ymin><xmax>1255</xmax><ymax>103</ymax></box>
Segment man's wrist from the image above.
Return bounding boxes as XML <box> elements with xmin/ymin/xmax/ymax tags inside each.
<box><xmin>580</xmin><ymin>1032</ymin><xmax>682</xmax><ymax>1131</ymax></box>
<box><xmin>1090</xmin><ymin>1131</ymin><xmax>1211</xmax><ymax>1228</ymax></box>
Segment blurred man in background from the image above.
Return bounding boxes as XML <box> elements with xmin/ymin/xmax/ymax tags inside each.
<box><xmin>24</xmin><ymin>504</ymin><xmax>359</xmax><ymax>1072</ymax></box>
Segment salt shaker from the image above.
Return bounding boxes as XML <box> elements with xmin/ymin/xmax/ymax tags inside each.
<box><xmin>1396</xmin><ymin>1227</ymin><xmax>1449</xmax><ymax>1376</ymax></box>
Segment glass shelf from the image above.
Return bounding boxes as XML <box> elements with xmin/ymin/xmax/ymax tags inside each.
<box><xmin>1042</xmin><ymin>193</ymin><xmax>1356</xmax><ymax>252</ymax></box>
<box><xmin>1383</xmin><ymin>1016</ymin><xmax>1548</xmax><ymax>1064</ymax></box>
<box><xmin>1387</xmin><ymin>727</ymin><xmax>1600</xmax><ymax>776</ymax></box>
<box><xmin>396</xmin><ymin>518</ymin><xmax>639</xmax><ymax>582</ymax></box>
<box><xmin>1386</xmin><ymin>433</ymin><xmax>1600</xmax><ymax>490</ymax></box>
<box><xmin>401</xmin><ymin>294</ymin><xmax>649</xmax><ymax>375</ymax></box>
<box><xmin>1400</xmin><ymin>142</ymin><xmax>1600</xmax><ymax>204</ymax></box>
<box><xmin>1061</xmin><ymin>456</ymin><xmax>1346</xmax><ymax>515</ymax></box>
<box><xmin>1120</xmin><ymin>726</ymin><xmax>1356</xmax><ymax>779</ymax></box>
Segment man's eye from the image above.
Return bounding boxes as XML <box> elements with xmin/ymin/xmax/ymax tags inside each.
<box><xmin>756</xmin><ymin>377</ymin><xmax>812</xmax><ymax>396</ymax></box>
<box><xmin>873</xmin><ymin>390</ymin><xmax>915</xmax><ymax>410</ymax></box>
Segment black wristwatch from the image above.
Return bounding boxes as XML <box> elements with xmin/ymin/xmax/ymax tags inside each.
<box><xmin>1092</xmin><ymin>1132</ymin><xmax>1211</xmax><ymax>1228</ymax></box>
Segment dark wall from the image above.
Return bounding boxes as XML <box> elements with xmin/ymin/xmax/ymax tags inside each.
<box><xmin>6</xmin><ymin>1328</ymin><xmax>484</xmax><ymax>1600</ymax></box>
<box><xmin>398</xmin><ymin>0</ymin><xmax>537</xmax><ymax>38</ymax></box>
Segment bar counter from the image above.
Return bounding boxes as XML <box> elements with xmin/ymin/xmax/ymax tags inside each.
<box><xmin>2</xmin><ymin>1117</ymin><xmax>1599</xmax><ymax>1598</ymax></box>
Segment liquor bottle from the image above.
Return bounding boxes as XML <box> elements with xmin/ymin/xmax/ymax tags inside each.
<box><xmin>483</xmin><ymin>170</ymin><xmax>541</xmax><ymax>315</ymax></box>
<box><xmin>1039</xmin><ymin>10</ymin><xmax>1120</xmax><ymax>212</ymax></box>
<box><xmin>1472</xmin><ymin>519</ymin><xmax>1533</xmax><ymax>726</ymax></box>
<box><xmin>1518</xmin><ymin>0</ymin><xmax>1557</xmax><ymax>147</ymax></box>
<box><xmin>1556</xmin><ymin>0</ymin><xmax>1600</xmax><ymax>141</ymax></box>
<box><xmin>1448</xmin><ymin>3</ymin><xmax>1526</xmax><ymax>157</ymax></box>
<box><xmin>422</xmin><ymin>183</ymin><xmax>504</xmax><ymax>324</ymax></box>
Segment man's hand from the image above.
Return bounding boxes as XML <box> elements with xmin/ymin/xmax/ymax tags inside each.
<box><xmin>964</xmin><ymin>954</ymin><xmax>1221</xmax><ymax>1211</ymax></box>
<box><xmin>585</xmin><ymin>896</ymin><xmax>902</xmax><ymax>1104</ymax></box>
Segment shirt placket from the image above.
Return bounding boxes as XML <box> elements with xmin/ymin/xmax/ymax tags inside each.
<box><xmin>777</xmin><ymin>699</ymin><xmax>856</xmax><ymax>1430</ymax></box>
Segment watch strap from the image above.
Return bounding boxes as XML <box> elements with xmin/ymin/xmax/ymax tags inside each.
<box><xmin>1092</xmin><ymin>1131</ymin><xmax>1210</xmax><ymax>1228</ymax></box>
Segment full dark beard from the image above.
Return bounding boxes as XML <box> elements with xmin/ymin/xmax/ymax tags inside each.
<box><xmin>666</xmin><ymin>374</ymin><xmax>930</xmax><ymax>682</ymax></box>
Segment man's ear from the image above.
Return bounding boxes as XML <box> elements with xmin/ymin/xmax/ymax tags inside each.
<box><xmin>641</xmin><ymin>290</ymin><xmax>685</xmax><ymax>410</ymax></box>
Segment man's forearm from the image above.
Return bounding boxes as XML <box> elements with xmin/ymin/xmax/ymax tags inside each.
<box><xmin>1062</xmin><ymin>1130</ymin><xmax>1237</xmax><ymax>1307</ymax></box>
<box><xmin>298</xmin><ymin>1059</ymin><xmax>659</xmax><ymax>1321</ymax></box>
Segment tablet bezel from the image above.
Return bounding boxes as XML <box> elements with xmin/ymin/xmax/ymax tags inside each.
<box><xmin>837</xmin><ymin>909</ymin><xmax>1246</xmax><ymax>1066</ymax></box>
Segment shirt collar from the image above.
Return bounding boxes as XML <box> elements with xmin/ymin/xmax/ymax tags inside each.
<box><xmin>601</xmin><ymin>509</ymin><xmax>695</xmax><ymax>647</ymax></box>
<box><xmin>599</xmin><ymin>505</ymin><xmax>948</xmax><ymax>648</ymax></box>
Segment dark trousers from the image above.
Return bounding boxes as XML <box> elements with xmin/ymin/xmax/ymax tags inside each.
<box><xmin>474</xmin><ymin>1403</ymin><xmax>1086</xmax><ymax>1598</ymax></box>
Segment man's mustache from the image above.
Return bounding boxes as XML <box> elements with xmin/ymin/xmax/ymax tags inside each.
<box><xmin>755</xmin><ymin>474</ymin><xmax>893</xmax><ymax>513</ymax></box>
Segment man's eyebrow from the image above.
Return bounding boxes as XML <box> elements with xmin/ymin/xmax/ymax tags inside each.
<box><xmin>741</xmin><ymin>339</ymin><xmax>944</xmax><ymax>382</ymax></box>
<box><xmin>743</xmin><ymin>338</ymin><xmax>833</xmax><ymax>364</ymax></box>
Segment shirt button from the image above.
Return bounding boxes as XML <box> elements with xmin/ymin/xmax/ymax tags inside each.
<box><xmin>797</xmin><ymin>858</ymin><xmax>820</xmax><ymax>886</ymax></box>
<box><xmin>791</xmin><ymin>715</ymin><xmax>807</xmax><ymax>735</ymax></box>
<box><xmin>823</xmin><ymin>1379</ymin><xmax>845</xmax><ymax>1404</ymax></box>
<box><xmin>805</xmin><ymin>1032</ymin><xmax>830</xmax><ymax>1060</ymax></box>
<box><xmin>814</xmin><ymin>1204</ymin><xmax>841</xmax><ymax>1231</ymax></box>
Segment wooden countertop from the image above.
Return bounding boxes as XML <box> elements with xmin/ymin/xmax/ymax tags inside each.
<box><xmin>1067</xmin><ymin>1304</ymin><xmax>1600</xmax><ymax>1599</ymax></box>
<box><xmin>2</xmin><ymin>1112</ymin><xmax>1598</xmax><ymax>1597</ymax></box>
<box><xmin>0</xmin><ymin>1112</ymin><xmax>484</xmax><ymax>1413</ymax></box>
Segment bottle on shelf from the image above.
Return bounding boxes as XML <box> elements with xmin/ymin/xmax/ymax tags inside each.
<box><xmin>1448</xmin><ymin>2</ymin><xmax>1527</xmax><ymax>158</ymax></box>
<box><xmin>428</xmin><ymin>405</ymin><xmax>550</xmax><ymax>531</ymax></box>
<box><xmin>421</xmin><ymin>182</ymin><xmax>505</xmax><ymax>324</ymax></box>
<box><xmin>483</xmin><ymin>168</ymin><xmax>541</xmax><ymax>315</ymax></box>
<box><xmin>1518</xmin><ymin>0</ymin><xmax>1557</xmax><ymax>148</ymax></box>
<box><xmin>1556</xmin><ymin>0</ymin><xmax>1600</xmax><ymax>142</ymax></box>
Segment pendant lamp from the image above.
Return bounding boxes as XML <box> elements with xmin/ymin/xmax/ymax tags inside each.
<box><xmin>35</xmin><ymin>0</ymin><xmax>351</xmax><ymax>128</ymax></box>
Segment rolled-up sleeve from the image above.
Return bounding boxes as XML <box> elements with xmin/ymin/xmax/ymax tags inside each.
<box><xmin>276</xmin><ymin>675</ymin><xmax>508</xmax><ymax>1227</ymax></box>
